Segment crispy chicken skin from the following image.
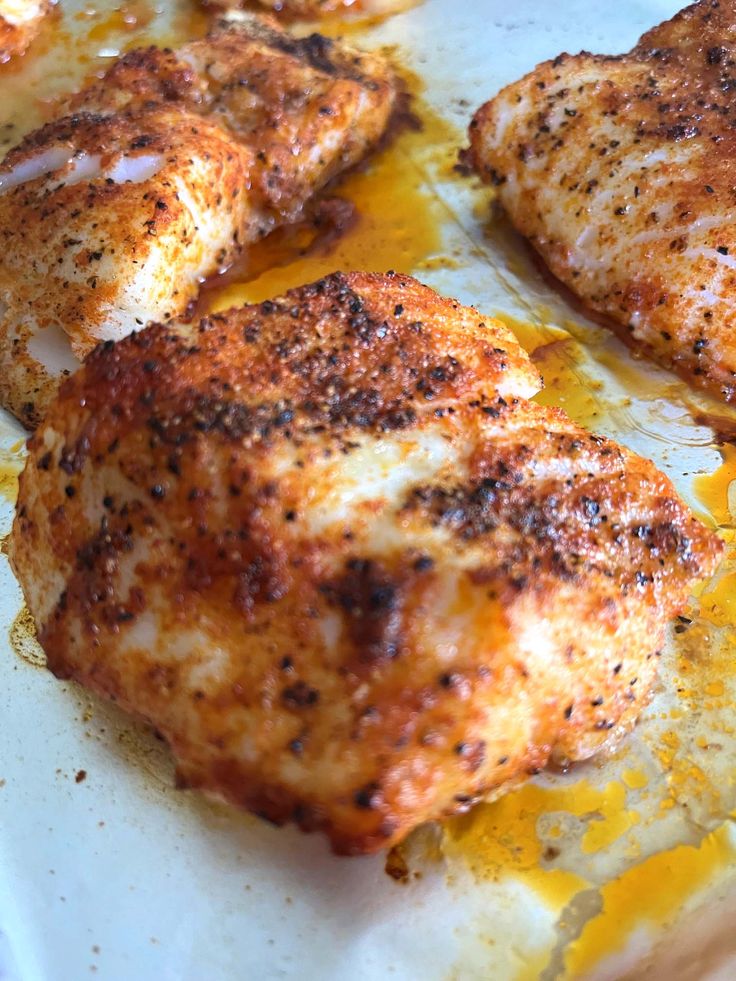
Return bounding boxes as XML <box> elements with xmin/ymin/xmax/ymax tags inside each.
<box><xmin>10</xmin><ymin>272</ymin><xmax>722</xmax><ymax>854</ymax></box>
<box><xmin>0</xmin><ymin>0</ymin><xmax>52</xmax><ymax>62</ymax></box>
<box><xmin>469</xmin><ymin>0</ymin><xmax>736</xmax><ymax>402</ymax></box>
<box><xmin>0</xmin><ymin>13</ymin><xmax>396</xmax><ymax>428</ymax></box>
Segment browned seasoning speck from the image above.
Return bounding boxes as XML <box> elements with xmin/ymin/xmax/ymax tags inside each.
<box><xmin>384</xmin><ymin>844</ymin><xmax>410</xmax><ymax>883</ymax></box>
<box><xmin>9</xmin><ymin>606</ymin><xmax>46</xmax><ymax>669</ymax></box>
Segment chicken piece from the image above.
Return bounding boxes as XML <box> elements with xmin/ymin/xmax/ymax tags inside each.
<box><xmin>468</xmin><ymin>0</ymin><xmax>736</xmax><ymax>403</ymax></box>
<box><xmin>0</xmin><ymin>0</ymin><xmax>52</xmax><ymax>62</ymax></box>
<box><xmin>10</xmin><ymin>271</ymin><xmax>722</xmax><ymax>854</ymax></box>
<box><xmin>0</xmin><ymin>13</ymin><xmax>396</xmax><ymax>428</ymax></box>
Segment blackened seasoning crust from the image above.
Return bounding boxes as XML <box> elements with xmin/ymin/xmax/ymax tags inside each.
<box><xmin>10</xmin><ymin>271</ymin><xmax>723</xmax><ymax>855</ymax></box>
<box><xmin>0</xmin><ymin>12</ymin><xmax>397</xmax><ymax>427</ymax></box>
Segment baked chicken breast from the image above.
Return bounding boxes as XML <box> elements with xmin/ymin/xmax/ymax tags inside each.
<box><xmin>469</xmin><ymin>0</ymin><xmax>736</xmax><ymax>403</ymax></box>
<box><xmin>0</xmin><ymin>0</ymin><xmax>52</xmax><ymax>62</ymax></box>
<box><xmin>10</xmin><ymin>272</ymin><xmax>722</xmax><ymax>854</ymax></box>
<box><xmin>0</xmin><ymin>12</ymin><xmax>396</xmax><ymax>427</ymax></box>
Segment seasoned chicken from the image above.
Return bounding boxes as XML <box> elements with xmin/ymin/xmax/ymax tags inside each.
<box><xmin>10</xmin><ymin>272</ymin><xmax>722</xmax><ymax>854</ymax></box>
<box><xmin>0</xmin><ymin>13</ymin><xmax>396</xmax><ymax>427</ymax></box>
<box><xmin>469</xmin><ymin>0</ymin><xmax>736</xmax><ymax>403</ymax></box>
<box><xmin>0</xmin><ymin>0</ymin><xmax>52</xmax><ymax>62</ymax></box>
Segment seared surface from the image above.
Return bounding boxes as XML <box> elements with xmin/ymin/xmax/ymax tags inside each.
<box><xmin>469</xmin><ymin>0</ymin><xmax>736</xmax><ymax>402</ymax></box>
<box><xmin>0</xmin><ymin>12</ymin><xmax>396</xmax><ymax>427</ymax></box>
<box><xmin>0</xmin><ymin>0</ymin><xmax>51</xmax><ymax>62</ymax></box>
<box><xmin>10</xmin><ymin>272</ymin><xmax>722</xmax><ymax>854</ymax></box>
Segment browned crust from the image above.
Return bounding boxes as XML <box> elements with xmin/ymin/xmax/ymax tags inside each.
<box><xmin>10</xmin><ymin>272</ymin><xmax>723</xmax><ymax>853</ymax></box>
<box><xmin>468</xmin><ymin>0</ymin><xmax>736</xmax><ymax>403</ymax></box>
<box><xmin>0</xmin><ymin>14</ymin><xmax>397</xmax><ymax>427</ymax></box>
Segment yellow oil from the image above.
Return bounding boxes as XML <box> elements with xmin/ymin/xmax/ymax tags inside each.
<box><xmin>700</xmin><ymin>572</ymin><xmax>736</xmax><ymax>630</ymax></box>
<box><xmin>495</xmin><ymin>314</ymin><xmax>607</xmax><ymax>427</ymax></box>
<box><xmin>443</xmin><ymin>779</ymin><xmax>641</xmax><ymax>909</ymax></box>
<box><xmin>205</xmin><ymin>95</ymin><xmax>457</xmax><ymax>312</ymax></box>
<box><xmin>0</xmin><ymin>461</ymin><xmax>20</xmax><ymax>504</ymax></box>
<box><xmin>0</xmin><ymin>441</ymin><xmax>25</xmax><ymax>503</ymax></box>
<box><xmin>695</xmin><ymin>444</ymin><xmax>736</xmax><ymax>533</ymax></box>
<box><xmin>564</xmin><ymin>823</ymin><xmax>736</xmax><ymax>977</ymax></box>
<box><xmin>693</xmin><ymin>445</ymin><xmax>736</xmax><ymax>641</ymax></box>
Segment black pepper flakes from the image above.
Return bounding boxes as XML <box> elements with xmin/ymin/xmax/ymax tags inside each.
<box><xmin>354</xmin><ymin>783</ymin><xmax>380</xmax><ymax>809</ymax></box>
<box><xmin>282</xmin><ymin>681</ymin><xmax>319</xmax><ymax>708</ymax></box>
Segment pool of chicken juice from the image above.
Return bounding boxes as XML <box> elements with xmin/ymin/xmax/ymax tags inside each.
<box><xmin>202</xmin><ymin>93</ymin><xmax>458</xmax><ymax>312</ymax></box>
<box><xmin>0</xmin><ymin>461</ymin><xmax>20</xmax><ymax>505</ymax></box>
<box><xmin>496</xmin><ymin>314</ymin><xmax>607</xmax><ymax>429</ymax></box>
<box><xmin>695</xmin><ymin>446</ymin><xmax>736</xmax><ymax>631</ymax></box>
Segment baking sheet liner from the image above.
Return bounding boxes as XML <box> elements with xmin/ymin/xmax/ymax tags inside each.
<box><xmin>1</xmin><ymin>1</ymin><xmax>735</xmax><ymax>978</ymax></box>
